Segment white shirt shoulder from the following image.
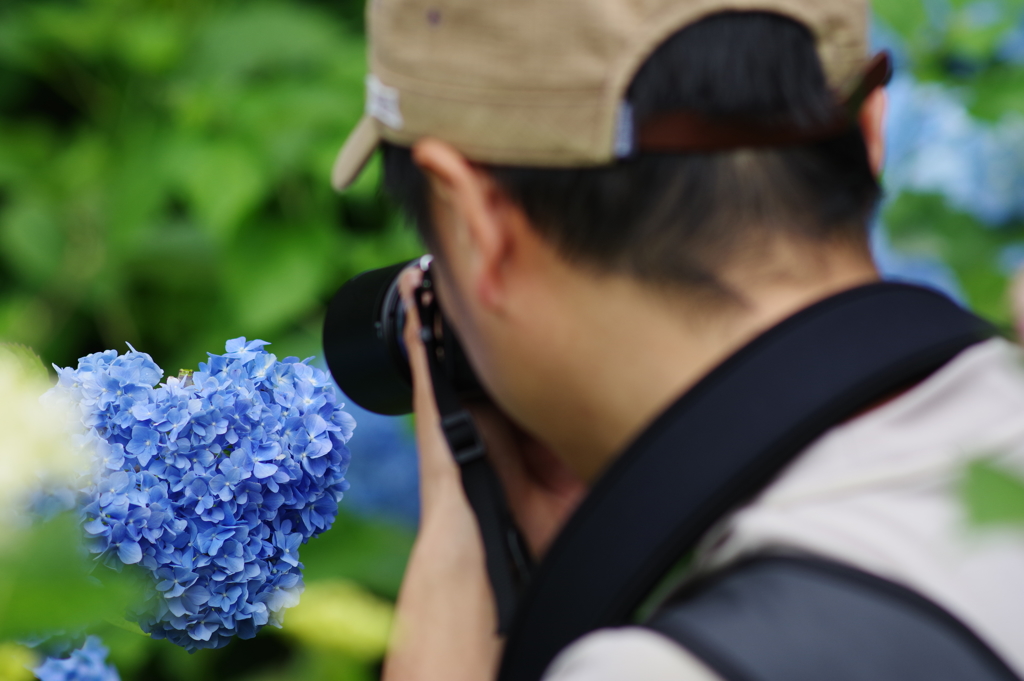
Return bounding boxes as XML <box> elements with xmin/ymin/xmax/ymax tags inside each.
<box><xmin>542</xmin><ymin>627</ymin><xmax>725</xmax><ymax>681</ymax></box>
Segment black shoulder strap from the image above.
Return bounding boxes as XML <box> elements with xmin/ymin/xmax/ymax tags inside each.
<box><xmin>415</xmin><ymin>265</ymin><xmax>533</xmax><ymax>633</ymax></box>
<box><xmin>648</xmin><ymin>555</ymin><xmax>1021</xmax><ymax>681</ymax></box>
<box><xmin>499</xmin><ymin>283</ymin><xmax>993</xmax><ymax>681</ymax></box>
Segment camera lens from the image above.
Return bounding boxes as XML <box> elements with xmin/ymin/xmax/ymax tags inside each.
<box><xmin>323</xmin><ymin>259</ymin><xmax>487</xmax><ymax>416</ymax></box>
<box><xmin>322</xmin><ymin>261</ymin><xmax>415</xmax><ymax>415</ymax></box>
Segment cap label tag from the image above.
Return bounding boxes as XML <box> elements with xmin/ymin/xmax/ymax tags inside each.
<box><xmin>614</xmin><ymin>101</ymin><xmax>635</xmax><ymax>158</ymax></box>
<box><xmin>366</xmin><ymin>75</ymin><xmax>404</xmax><ymax>130</ymax></box>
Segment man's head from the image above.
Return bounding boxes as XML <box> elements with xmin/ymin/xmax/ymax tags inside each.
<box><xmin>382</xmin><ymin>12</ymin><xmax>882</xmax><ymax>293</ymax></box>
<box><xmin>335</xmin><ymin>5</ymin><xmax>885</xmax><ymax>477</ymax></box>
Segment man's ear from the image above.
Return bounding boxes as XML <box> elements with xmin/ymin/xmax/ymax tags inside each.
<box><xmin>412</xmin><ymin>138</ymin><xmax>513</xmax><ymax>311</ymax></box>
<box><xmin>859</xmin><ymin>88</ymin><xmax>887</xmax><ymax>176</ymax></box>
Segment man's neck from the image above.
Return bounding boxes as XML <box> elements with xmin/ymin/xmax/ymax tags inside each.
<box><xmin>534</xmin><ymin>242</ymin><xmax>879</xmax><ymax>482</ymax></box>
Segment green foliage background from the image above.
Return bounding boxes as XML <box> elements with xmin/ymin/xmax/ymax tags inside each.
<box><xmin>875</xmin><ymin>0</ymin><xmax>1024</xmax><ymax>326</ymax></box>
<box><xmin>0</xmin><ymin>0</ymin><xmax>421</xmax><ymax>375</ymax></box>
<box><xmin>2</xmin><ymin>0</ymin><xmax>1024</xmax><ymax>680</ymax></box>
<box><xmin>0</xmin><ymin>1</ymin><xmax>417</xmax><ymax>679</ymax></box>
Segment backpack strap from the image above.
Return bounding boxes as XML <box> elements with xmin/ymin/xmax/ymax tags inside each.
<box><xmin>499</xmin><ymin>283</ymin><xmax>994</xmax><ymax>681</ymax></box>
<box><xmin>648</xmin><ymin>555</ymin><xmax>1021</xmax><ymax>681</ymax></box>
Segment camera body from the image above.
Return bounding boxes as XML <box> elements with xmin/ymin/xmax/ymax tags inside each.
<box><xmin>322</xmin><ymin>258</ymin><xmax>484</xmax><ymax>415</ymax></box>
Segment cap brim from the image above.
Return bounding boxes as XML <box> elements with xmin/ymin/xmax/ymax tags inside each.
<box><xmin>331</xmin><ymin>115</ymin><xmax>379</xmax><ymax>191</ymax></box>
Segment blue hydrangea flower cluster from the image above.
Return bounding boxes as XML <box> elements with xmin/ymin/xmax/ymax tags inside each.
<box><xmin>47</xmin><ymin>338</ymin><xmax>354</xmax><ymax>651</ymax></box>
<box><xmin>33</xmin><ymin>637</ymin><xmax>120</xmax><ymax>681</ymax></box>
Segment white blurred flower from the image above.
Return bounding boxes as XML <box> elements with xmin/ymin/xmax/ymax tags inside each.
<box><xmin>0</xmin><ymin>345</ymin><xmax>80</xmax><ymax>548</ymax></box>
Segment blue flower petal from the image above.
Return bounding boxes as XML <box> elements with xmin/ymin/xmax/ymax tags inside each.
<box><xmin>118</xmin><ymin>540</ymin><xmax>143</xmax><ymax>565</ymax></box>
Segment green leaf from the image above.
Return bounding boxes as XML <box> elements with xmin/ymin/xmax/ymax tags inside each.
<box><xmin>0</xmin><ymin>343</ymin><xmax>48</xmax><ymax>382</ymax></box>
<box><xmin>963</xmin><ymin>460</ymin><xmax>1024</xmax><ymax>526</ymax></box>
<box><xmin>0</xmin><ymin>514</ymin><xmax>146</xmax><ymax>640</ymax></box>
<box><xmin>946</xmin><ymin>18</ymin><xmax>1013</xmax><ymax>62</ymax></box>
<box><xmin>275</xmin><ymin>647</ymin><xmax>376</xmax><ymax>681</ymax></box>
<box><xmin>0</xmin><ymin>197</ymin><xmax>64</xmax><ymax>286</ymax></box>
<box><xmin>966</xmin><ymin>66</ymin><xmax>1024</xmax><ymax>121</ymax></box>
<box><xmin>104</xmin><ymin>615</ymin><xmax>148</xmax><ymax>637</ymax></box>
<box><xmin>167</xmin><ymin>139</ymin><xmax>267</xmax><ymax>242</ymax></box>
<box><xmin>112</xmin><ymin>12</ymin><xmax>185</xmax><ymax>74</ymax></box>
<box><xmin>190</xmin><ymin>3</ymin><xmax>347</xmax><ymax>82</ymax></box>
<box><xmin>882</xmin><ymin>192</ymin><xmax>1024</xmax><ymax>325</ymax></box>
<box><xmin>300</xmin><ymin>510</ymin><xmax>414</xmax><ymax>600</ymax></box>
<box><xmin>872</xmin><ymin>0</ymin><xmax>930</xmax><ymax>40</ymax></box>
<box><xmin>0</xmin><ymin>296</ymin><xmax>56</xmax><ymax>358</ymax></box>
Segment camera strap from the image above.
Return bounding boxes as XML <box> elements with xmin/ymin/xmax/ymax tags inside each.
<box><xmin>415</xmin><ymin>268</ymin><xmax>533</xmax><ymax>633</ymax></box>
<box><xmin>498</xmin><ymin>282</ymin><xmax>994</xmax><ymax>681</ymax></box>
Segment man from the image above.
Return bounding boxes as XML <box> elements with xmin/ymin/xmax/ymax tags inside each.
<box><xmin>330</xmin><ymin>1</ymin><xmax>1024</xmax><ymax>679</ymax></box>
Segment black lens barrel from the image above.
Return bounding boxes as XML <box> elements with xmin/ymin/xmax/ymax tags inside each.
<box><xmin>322</xmin><ymin>261</ymin><xmax>414</xmax><ymax>415</ymax></box>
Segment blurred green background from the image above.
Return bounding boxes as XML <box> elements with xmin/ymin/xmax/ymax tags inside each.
<box><xmin>0</xmin><ymin>1</ymin><xmax>420</xmax><ymax>679</ymax></box>
<box><xmin>0</xmin><ymin>0</ymin><xmax>421</xmax><ymax>373</ymax></box>
<box><xmin>3</xmin><ymin>0</ymin><xmax>1024</xmax><ymax>679</ymax></box>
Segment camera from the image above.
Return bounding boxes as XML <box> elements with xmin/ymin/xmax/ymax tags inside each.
<box><xmin>323</xmin><ymin>256</ymin><xmax>532</xmax><ymax>628</ymax></box>
<box><xmin>322</xmin><ymin>256</ymin><xmax>484</xmax><ymax>415</ymax></box>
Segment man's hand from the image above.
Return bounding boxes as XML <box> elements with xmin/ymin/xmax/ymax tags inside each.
<box><xmin>381</xmin><ymin>266</ymin><xmax>585</xmax><ymax>681</ymax></box>
<box><xmin>381</xmin><ymin>264</ymin><xmax>500</xmax><ymax>681</ymax></box>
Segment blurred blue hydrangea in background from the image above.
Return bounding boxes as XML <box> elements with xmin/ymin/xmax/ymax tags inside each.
<box><xmin>884</xmin><ymin>74</ymin><xmax>1024</xmax><ymax>228</ymax></box>
<box><xmin>34</xmin><ymin>637</ymin><xmax>120</xmax><ymax>681</ymax></box>
<box><xmin>305</xmin><ymin>357</ymin><xmax>419</xmax><ymax>527</ymax></box>
<box><xmin>872</xmin><ymin>10</ymin><xmax>1024</xmax><ymax>313</ymax></box>
<box><xmin>323</xmin><ymin>386</ymin><xmax>419</xmax><ymax>527</ymax></box>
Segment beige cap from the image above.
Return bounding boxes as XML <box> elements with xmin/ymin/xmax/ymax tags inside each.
<box><xmin>332</xmin><ymin>0</ymin><xmax>869</xmax><ymax>190</ymax></box>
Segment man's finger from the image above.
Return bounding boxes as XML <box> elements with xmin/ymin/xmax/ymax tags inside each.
<box><xmin>397</xmin><ymin>266</ymin><xmax>435</xmax><ymax>420</ymax></box>
<box><xmin>397</xmin><ymin>265</ymin><xmax>463</xmax><ymax>490</ymax></box>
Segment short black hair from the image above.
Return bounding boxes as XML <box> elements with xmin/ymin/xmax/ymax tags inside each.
<box><xmin>382</xmin><ymin>11</ymin><xmax>880</xmax><ymax>291</ymax></box>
